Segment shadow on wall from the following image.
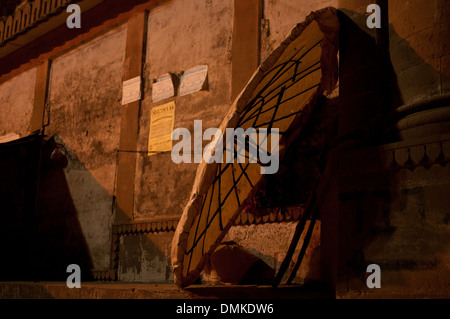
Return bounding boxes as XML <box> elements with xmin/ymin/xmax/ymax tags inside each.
<box><xmin>0</xmin><ymin>131</ymin><xmax>174</xmax><ymax>282</ymax></box>
<box><xmin>337</xmin><ymin>8</ymin><xmax>401</xmax><ymax>145</ymax></box>
<box><xmin>118</xmin><ymin>232</ymin><xmax>174</xmax><ymax>283</ymax></box>
<box><xmin>338</xmin><ymin>7</ymin><xmax>450</xmax><ymax>145</ymax></box>
<box><xmin>31</xmin><ymin>135</ymin><xmax>95</xmax><ymax>281</ymax></box>
<box><xmin>0</xmin><ymin>133</ymin><xmax>116</xmax><ymax>281</ymax></box>
<box><xmin>330</xmin><ymin>6</ymin><xmax>450</xmax><ymax>292</ymax></box>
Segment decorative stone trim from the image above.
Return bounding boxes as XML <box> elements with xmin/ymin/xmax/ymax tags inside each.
<box><xmin>339</xmin><ymin>136</ymin><xmax>450</xmax><ymax>175</ymax></box>
<box><xmin>0</xmin><ymin>0</ymin><xmax>77</xmax><ymax>46</ymax></box>
<box><xmin>93</xmin><ymin>207</ymin><xmax>304</xmax><ymax>281</ymax></box>
<box><xmin>91</xmin><ymin>268</ymin><xmax>117</xmax><ymax>281</ymax></box>
<box><xmin>113</xmin><ymin>218</ymin><xmax>179</xmax><ymax>236</ymax></box>
<box><xmin>233</xmin><ymin>206</ymin><xmax>304</xmax><ymax>225</ymax></box>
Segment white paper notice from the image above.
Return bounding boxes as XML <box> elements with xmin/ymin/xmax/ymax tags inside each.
<box><xmin>152</xmin><ymin>73</ymin><xmax>176</xmax><ymax>103</ymax></box>
<box><xmin>179</xmin><ymin>65</ymin><xmax>208</xmax><ymax>96</ymax></box>
<box><xmin>148</xmin><ymin>101</ymin><xmax>176</xmax><ymax>155</ymax></box>
<box><xmin>122</xmin><ymin>76</ymin><xmax>141</xmax><ymax>105</ymax></box>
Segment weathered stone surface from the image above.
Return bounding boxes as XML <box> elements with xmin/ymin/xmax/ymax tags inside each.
<box><xmin>118</xmin><ymin>232</ymin><xmax>174</xmax><ymax>283</ymax></box>
<box><xmin>133</xmin><ymin>0</ymin><xmax>233</xmax><ymax>221</ymax></box>
<box><xmin>261</xmin><ymin>0</ymin><xmax>339</xmax><ymax>61</ymax></box>
<box><xmin>225</xmin><ymin>221</ymin><xmax>321</xmax><ymax>284</ymax></box>
<box><xmin>45</xmin><ymin>25</ymin><xmax>127</xmax><ymax>270</ymax></box>
<box><xmin>0</xmin><ymin>67</ymin><xmax>36</xmax><ymax>137</ymax></box>
<box><xmin>389</xmin><ymin>1</ymin><xmax>450</xmax><ymax>105</ymax></box>
<box><xmin>205</xmin><ymin>241</ymin><xmax>275</xmax><ymax>285</ymax></box>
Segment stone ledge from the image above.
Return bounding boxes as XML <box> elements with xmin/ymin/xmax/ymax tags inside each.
<box><xmin>0</xmin><ymin>282</ymin><xmax>334</xmax><ymax>299</ymax></box>
<box><xmin>0</xmin><ymin>282</ymin><xmax>195</xmax><ymax>299</ymax></box>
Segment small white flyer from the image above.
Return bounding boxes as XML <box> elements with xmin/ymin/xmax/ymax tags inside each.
<box><xmin>152</xmin><ymin>73</ymin><xmax>176</xmax><ymax>103</ymax></box>
<box><xmin>179</xmin><ymin>65</ymin><xmax>208</xmax><ymax>96</ymax></box>
<box><xmin>121</xmin><ymin>76</ymin><xmax>141</xmax><ymax>105</ymax></box>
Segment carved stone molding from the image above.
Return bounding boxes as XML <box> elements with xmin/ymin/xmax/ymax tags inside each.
<box><xmin>0</xmin><ymin>0</ymin><xmax>74</xmax><ymax>45</ymax></box>
<box><xmin>339</xmin><ymin>135</ymin><xmax>450</xmax><ymax>175</ymax></box>
<box><xmin>233</xmin><ymin>206</ymin><xmax>304</xmax><ymax>225</ymax></box>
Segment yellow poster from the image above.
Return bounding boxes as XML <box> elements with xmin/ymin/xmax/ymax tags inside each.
<box><xmin>148</xmin><ymin>101</ymin><xmax>175</xmax><ymax>155</ymax></box>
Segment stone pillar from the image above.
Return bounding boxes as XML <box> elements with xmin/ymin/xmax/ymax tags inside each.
<box><xmin>388</xmin><ymin>0</ymin><xmax>450</xmax><ymax>140</ymax></box>
<box><xmin>231</xmin><ymin>0</ymin><xmax>262</xmax><ymax>101</ymax></box>
<box><xmin>115</xmin><ymin>12</ymin><xmax>147</xmax><ymax>224</ymax></box>
<box><xmin>29</xmin><ymin>60</ymin><xmax>50</xmax><ymax>134</ymax></box>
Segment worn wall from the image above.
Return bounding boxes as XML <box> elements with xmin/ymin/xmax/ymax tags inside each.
<box><xmin>322</xmin><ymin>138</ymin><xmax>450</xmax><ymax>298</ymax></box>
<box><xmin>225</xmin><ymin>221</ymin><xmax>321</xmax><ymax>284</ymax></box>
<box><xmin>44</xmin><ymin>25</ymin><xmax>127</xmax><ymax>272</ymax></box>
<box><xmin>118</xmin><ymin>232</ymin><xmax>174</xmax><ymax>282</ymax></box>
<box><xmin>261</xmin><ymin>0</ymin><xmax>339</xmax><ymax>60</ymax></box>
<box><xmin>117</xmin><ymin>0</ymin><xmax>234</xmax><ymax>282</ymax></box>
<box><xmin>134</xmin><ymin>0</ymin><xmax>233</xmax><ymax>220</ymax></box>
<box><xmin>366</xmin><ymin>167</ymin><xmax>450</xmax><ymax>297</ymax></box>
<box><xmin>388</xmin><ymin>0</ymin><xmax>450</xmax><ymax>140</ymax></box>
<box><xmin>0</xmin><ymin>67</ymin><xmax>36</xmax><ymax>137</ymax></box>
<box><xmin>389</xmin><ymin>0</ymin><xmax>450</xmax><ymax>105</ymax></box>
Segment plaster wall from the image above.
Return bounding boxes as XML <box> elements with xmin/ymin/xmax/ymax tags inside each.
<box><xmin>119</xmin><ymin>0</ymin><xmax>234</xmax><ymax>282</ymax></box>
<box><xmin>261</xmin><ymin>0</ymin><xmax>339</xmax><ymax>60</ymax></box>
<box><xmin>45</xmin><ymin>25</ymin><xmax>127</xmax><ymax>270</ymax></box>
<box><xmin>133</xmin><ymin>0</ymin><xmax>234</xmax><ymax>221</ymax></box>
<box><xmin>0</xmin><ymin>67</ymin><xmax>36</xmax><ymax>137</ymax></box>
